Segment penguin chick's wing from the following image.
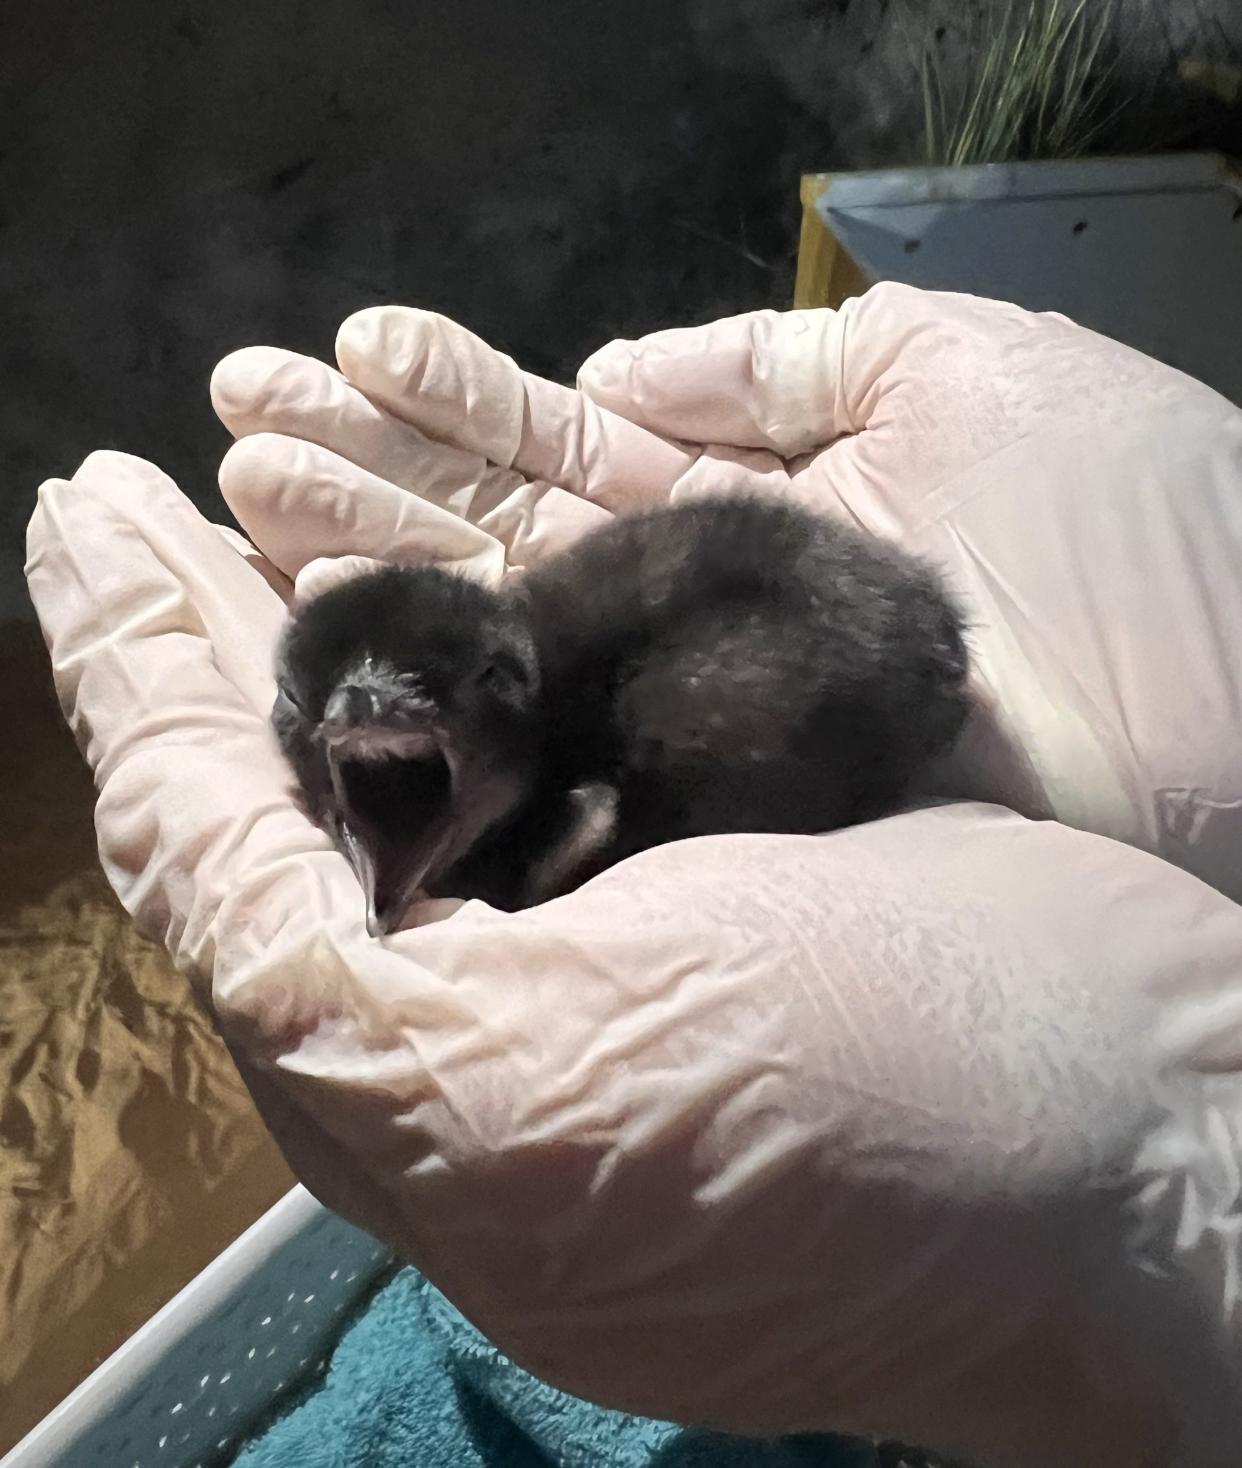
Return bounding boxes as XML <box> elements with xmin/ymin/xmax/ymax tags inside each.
<box><xmin>521</xmin><ymin>495</ymin><xmax>971</xmax><ymax>860</ymax></box>
<box><xmin>272</xmin><ymin>564</ymin><xmax>547</xmax><ymax>933</ymax></box>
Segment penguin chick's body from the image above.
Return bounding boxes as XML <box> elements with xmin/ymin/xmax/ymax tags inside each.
<box><xmin>272</xmin><ymin>496</ymin><xmax>970</xmax><ymax>931</ymax></box>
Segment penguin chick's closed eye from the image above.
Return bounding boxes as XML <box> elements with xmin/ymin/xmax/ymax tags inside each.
<box><xmin>272</xmin><ymin>495</ymin><xmax>971</xmax><ymax>933</ymax></box>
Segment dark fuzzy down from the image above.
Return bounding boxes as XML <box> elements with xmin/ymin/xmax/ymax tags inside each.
<box><xmin>274</xmin><ymin>496</ymin><xmax>971</xmax><ymax>911</ymax></box>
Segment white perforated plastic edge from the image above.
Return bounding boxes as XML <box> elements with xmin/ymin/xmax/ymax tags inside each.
<box><xmin>1</xmin><ymin>1187</ymin><xmax>392</xmax><ymax>1468</ymax></box>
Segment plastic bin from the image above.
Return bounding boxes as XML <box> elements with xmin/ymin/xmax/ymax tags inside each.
<box><xmin>0</xmin><ymin>1189</ymin><xmax>391</xmax><ymax>1468</ymax></box>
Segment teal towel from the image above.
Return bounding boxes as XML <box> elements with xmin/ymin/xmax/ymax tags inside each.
<box><xmin>230</xmin><ymin>1266</ymin><xmax>884</xmax><ymax>1468</ymax></box>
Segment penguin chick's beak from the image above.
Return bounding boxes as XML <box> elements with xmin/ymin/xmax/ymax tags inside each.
<box><xmin>319</xmin><ymin>669</ymin><xmax>456</xmax><ymax>937</ymax></box>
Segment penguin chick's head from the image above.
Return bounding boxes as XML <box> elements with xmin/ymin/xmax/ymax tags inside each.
<box><xmin>272</xmin><ymin>564</ymin><xmax>542</xmax><ymax>934</ymax></box>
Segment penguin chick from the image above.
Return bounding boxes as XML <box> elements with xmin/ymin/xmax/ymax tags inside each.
<box><xmin>272</xmin><ymin>496</ymin><xmax>971</xmax><ymax>931</ymax></box>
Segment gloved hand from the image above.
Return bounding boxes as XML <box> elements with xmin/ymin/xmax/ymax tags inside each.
<box><xmin>215</xmin><ymin>282</ymin><xmax>1242</xmax><ymax>902</ymax></box>
<box><xmin>25</xmin><ymin>285</ymin><xmax>1242</xmax><ymax>1468</ymax></box>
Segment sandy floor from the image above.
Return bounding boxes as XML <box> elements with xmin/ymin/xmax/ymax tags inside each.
<box><xmin>0</xmin><ymin>622</ymin><xmax>293</xmax><ymax>1453</ymax></box>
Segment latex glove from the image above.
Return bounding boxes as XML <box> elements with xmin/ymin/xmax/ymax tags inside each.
<box><xmin>216</xmin><ymin>283</ymin><xmax>1242</xmax><ymax>902</ymax></box>
<box><xmin>23</xmin><ymin>291</ymin><xmax>1242</xmax><ymax>1468</ymax></box>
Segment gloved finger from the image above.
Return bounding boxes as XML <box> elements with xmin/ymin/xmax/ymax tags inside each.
<box><xmin>24</xmin><ymin>450</ymin><xmax>362</xmax><ymax>976</ymax></box>
<box><xmin>335</xmin><ymin>306</ymin><xmax>698</xmax><ymax>513</ymax></box>
<box><xmin>576</xmin><ymin>285</ymin><xmax>1093</xmax><ymax>477</ymax></box>
<box><xmin>213</xmin><ymin>522</ymin><xmax>296</xmax><ymax>605</ymax></box>
<box><xmin>577</xmin><ymin>307</ymin><xmax>853</xmax><ymax>459</ymax></box>
<box><xmin>294</xmin><ymin>553</ymin><xmax>389</xmax><ymax>602</ymax></box>
<box><xmin>27</xmin><ymin>452</ymin><xmax>286</xmax><ymax>731</ymax></box>
<box><xmin>219</xmin><ymin>433</ymin><xmax>509</xmax><ymax>586</ymax></box>
<box><xmin>212</xmin><ymin>344</ymin><xmax>523</xmax><ymax>509</ymax></box>
<box><xmin>212</xmin><ymin>346</ymin><xmax>607</xmax><ymax>565</ymax></box>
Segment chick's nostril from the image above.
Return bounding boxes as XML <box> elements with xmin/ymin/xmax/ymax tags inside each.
<box><xmin>323</xmin><ymin>684</ymin><xmax>376</xmax><ymax>733</ymax></box>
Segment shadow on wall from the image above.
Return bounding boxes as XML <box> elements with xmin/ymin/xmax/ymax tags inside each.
<box><xmin>2</xmin><ymin>0</ymin><xmax>1240</xmax><ymax>621</ymax></box>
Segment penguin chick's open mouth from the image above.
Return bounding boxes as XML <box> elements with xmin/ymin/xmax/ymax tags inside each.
<box><xmin>324</xmin><ymin>724</ymin><xmax>456</xmax><ymax>936</ymax></box>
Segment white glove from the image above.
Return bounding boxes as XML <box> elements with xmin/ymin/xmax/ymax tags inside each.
<box><xmin>26</xmin><ymin>285</ymin><xmax>1242</xmax><ymax>1467</ymax></box>
<box><xmin>217</xmin><ymin>284</ymin><xmax>1242</xmax><ymax>902</ymax></box>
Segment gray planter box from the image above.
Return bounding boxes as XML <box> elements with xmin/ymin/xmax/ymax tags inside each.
<box><xmin>797</xmin><ymin>152</ymin><xmax>1242</xmax><ymax>406</ymax></box>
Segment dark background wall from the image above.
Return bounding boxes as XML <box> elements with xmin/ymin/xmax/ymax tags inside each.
<box><xmin>3</xmin><ymin>0</ymin><xmax>1240</xmax><ymax>624</ymax></box>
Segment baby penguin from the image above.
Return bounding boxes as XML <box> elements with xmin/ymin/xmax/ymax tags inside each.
<box><xmin>273</xmin><ymin>496</ymin><xmax>970</xmax><ymax>933</ymax></box>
